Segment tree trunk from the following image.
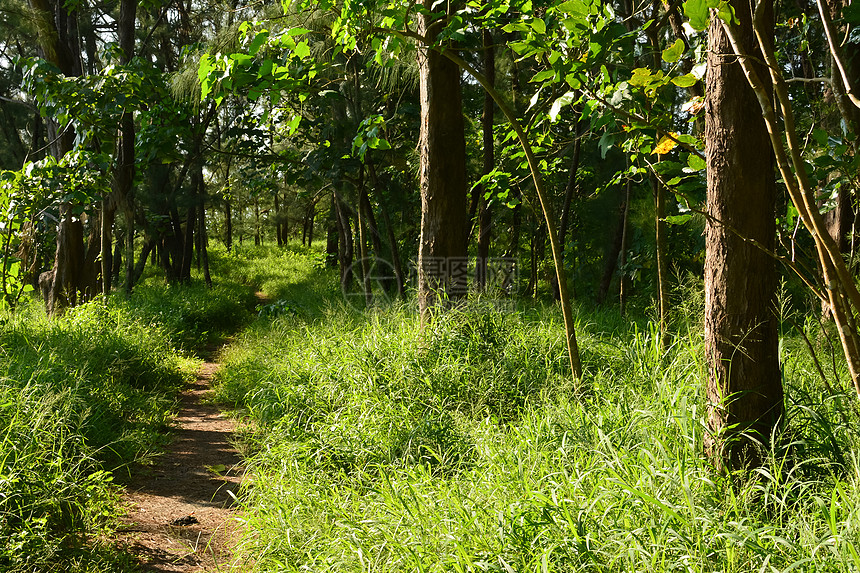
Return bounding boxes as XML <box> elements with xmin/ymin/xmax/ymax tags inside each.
<box><xmin>597</xmin><ymin>193</ymin><xmax>626</xmax><ymax>306</ymax></box>
<box><xmin>654</xmin><ymin>175</ymin><xmax>669</xmax><ymax>347</ymax></box>
<box><xmin>200</xmin><ymin>201</ymin><xmax>212</xmax><ymax>287</ymax></box>
<box><xmin>225</xmin><ymin>199</ymin><xmax>233</xmax><ymax>252</ymax></box>
<box><xmin>704</xmin><ymin>0</ymin><xmax>783</xmax><ymax>472</ymax></box>
<box><xmin>357</xmin><ymin>171</ymin><xmax>373</xmax><ymax>306</ymax></box>
<box><xmin>254</xmin><ymin>197</ymin><xmax>261</xmax><ymax>246</ymax></box>
<box><xmin>475</xmin><ymin>28</ymin><xmax>495</xmax><ymax>291</ymax></box>
<box><xmin>417</xmin><ymin>0</ymin><xmax>469</xmax><ymax>320</ymax></box>
<box><xmin>326</xmin><ymin>194</ymin><xmax>339</xmax><ymax>267</ymax></box>
<box><xmin>275</xmin><ymin>191</ymin><xmax>283</xmax><ymax>247</ymax></box>
<box><xmin>619</xmin><ymin>182</ymin><xmax>631</xmax><ymax>317</ymax></box>
<box><xmin>334</xmin><ymin>193</ymin><xmax>354</xmax><ymax>291</ymax></box>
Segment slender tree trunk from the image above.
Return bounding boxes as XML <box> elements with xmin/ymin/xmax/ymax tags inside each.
<box><xmin>275</xmin><ymin>192</ymin><xmax>283</xmax><ymax>247</ymax></box>
<box><xmin>619</xmin><ymin>182</ymin><xmax>631</xmax><ymax>317</ymax></box>
<box><xmin>704</xmin><ymin>0</ymin><xmax>783</xmax><ymax>472</ymax></box>
<box><xmin>597</xmin><ymin>193</ymin><xmax>626</xmax><ymax>306</ymax></box>
<box><xmin>200</xmin><ymin>200</ymin><xmax>212</xmax><ymax>287</ymax></box>
<box><xmin>225</xmin><ymin>199</ymin><xmax>233</xmax><ymax>252</ymax></box>
<box><xmin>654</xmin><ymin>175</ymin><xmax>669</xmax><ymax>347</ymax></box>
<box><xmin>417</xmin><ymin>0</ymin><xmax>469</xmax><ymax>321</ymax></box>
<box><xmin>100</xmin><ymin>198</ymin><xmax>116</xmax><ymax>294</ymax></box>
<box><xmin>326</xmin><ymin>194</ymin><xmax>339</xmax><ymax>267</ymax></box>
<box><xmin>475</xmin><ymin>28</ymin><xmax>495</xmax><ymax>291</ymax></box>
<box><xmin>254</xmin><ymin>197</ymin><xmax>261</xmax><ymax>246</ymax></box>
<box><xmin>334</xmin><ymin>193</ymin><xmax>354</xmax><ymax>291</ymax></box>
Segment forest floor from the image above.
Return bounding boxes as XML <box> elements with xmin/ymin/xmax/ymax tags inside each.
<box><xmin>113</xmin><ymin>345</ymin><xmax>244</xmax><ymax>572</ymax></box>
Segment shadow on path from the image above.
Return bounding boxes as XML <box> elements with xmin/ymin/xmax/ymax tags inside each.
<box><xmin>115</xmin><ymin>357</ymin><xmax>244</xmax><ymax>572</ymax></box>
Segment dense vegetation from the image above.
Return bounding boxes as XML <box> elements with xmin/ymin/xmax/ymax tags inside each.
<box><xmin>0</xmin><ymin>243</ymin><xmax>859</xmax><ymax>571</ymax></box>
<box><xmin>0</xmin><ymin>256</ymin><xmax>253</xmax><ymax>571</ymax></box>
<box><xmin>218</xmin><ymin>247</ymin><xmax>860</xmax><ymax>571</ymax></box>
<box><xmin>3</xmin><ymin>0</ymin><xmax>860</xmax><ymax>568</ymax></box>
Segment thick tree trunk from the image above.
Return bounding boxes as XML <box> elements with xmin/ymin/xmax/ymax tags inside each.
<box><xmin>417</xmin><ymin>1</ymin><xmax>469</xmax><ymax>320</ymax></box>
<box><xmin>704</xmin><ymin>0</ymin><xmax>783</xmax><ymax>472</ymax></box>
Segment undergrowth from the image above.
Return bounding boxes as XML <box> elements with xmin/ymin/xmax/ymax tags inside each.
<box><xmin>214</xmin><ymin>249</ymin><xmax>860</xmax><ymax>572</ymax></box>
<box><xmin>0</xmin><ymin>256</ymin><xmax>256</xmax><ymax>572</ymax></box>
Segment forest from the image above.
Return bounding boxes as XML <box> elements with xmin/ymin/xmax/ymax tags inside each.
<box><xmin>2</xmin><ymin>0</ymin><xmax>860</xmax><ymax>569</ymax></box>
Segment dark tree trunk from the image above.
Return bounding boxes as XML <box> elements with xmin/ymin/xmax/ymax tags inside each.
<box><xmin>417</xmin><ymin>1</ymin><xmax>469</xmax><ymax>320</ymax></box>
<box><xmin>704</xmin><ymin>0</ymin><xmax>783</xmax><ymax>472</ymax></box>
<box><xmin>619</xmin><ymin>181</ymin><xmax>631</xmax><ymax>316</ymax></box>
<box><xmin>334</xmin><ymin>193</ymin><xmax>354</xmax><ymax>291</ymax></box>
<box><xmin>275</xmin><ymin>192</ymin><xmax>283</xmax><ymax>247</ymax></box>
<box><xmin>112</xmin><ymin>228</ymin><xmax>122</xmax><ymax>284</ymax></box>
<box><xmin>654</xmin><ymin>175</ymin><xmax>669</xmax><ymax>346</ymax></box>
<box><xmin>200</xmin><ymin>201</ymin><xmax>212</xmax><ymax>287</ymax></box>
<box><xmin>596</xmin><ymin>193</ymin><xmax>627</xmax><ymax>306</ymax></box>
<box><xmin>326</xmin><ymin>194</ymin><xmax>339</xmax><ymax>267</ymax></box>
<box><xmin>225</xmin><ymin>199</ymin><xmax>233</xmax><ymax>252</ymax></box>
<box><xmin>132</xmin><ymin>236</ymin><xmax>155</xmax><ymax>287</ymax></box>
<box><xmin>254</xmin><ymin>197</ymin><xmax>261</xmax><ymax>246</ymax></box>
<box><xmin>475</xmin><ymin>28</ymin><xmax>495</xmax><ymax>291</ymax></box>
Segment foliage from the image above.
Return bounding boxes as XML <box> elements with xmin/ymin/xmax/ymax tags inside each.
<box><xmin>0</xmin><ymin>297</ymin><xmax>199</xmax><ymax>571</ymax></box>
<box><xmin>213</xmin><ymin>248</ymin><xmax>860</xmax><ymax>572</ymax></box>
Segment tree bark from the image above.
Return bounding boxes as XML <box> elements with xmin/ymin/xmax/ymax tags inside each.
<box><xmin>417</xmin><ymin>1</ymin><xmax>469</xmax><ymax>321</ymax></box>
<box><xmin>475</xmin><ymin>28</ymin><xmax>495</xmax><ymax>291</ymax></box>
<box><xmin>704</xmin><ymin>0</ymin><xmax>783</xmax><ymax>472</ymax></box>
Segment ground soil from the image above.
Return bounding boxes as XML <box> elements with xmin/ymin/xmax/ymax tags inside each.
<box><xmin>114</xmin><ymin>350</ymin><xmax>244</xmax><ymax>572</ymax></box>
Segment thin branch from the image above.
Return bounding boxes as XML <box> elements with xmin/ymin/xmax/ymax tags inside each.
<box><xmin>816</xmin><ymin>0</ymin><xmax>860</xmax><ymax>109</ymax></box>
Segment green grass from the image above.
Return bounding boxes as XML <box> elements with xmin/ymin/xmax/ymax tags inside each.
<box><xmin>213</xmin><ymin>248</ymin><xmax>860</xmax><ymax>572</ymax></box>
<box><xmin>0</xmin><ymin>254</ymin><xmax>258</xmax><ymax>572</ymax></box>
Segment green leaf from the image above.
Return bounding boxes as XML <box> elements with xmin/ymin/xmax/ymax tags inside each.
<box><xmin>687</xmin><ymin>153</ymin><xmax>706</xmax><ymax>171</ymax></box>
<box><xmin>664</xmin><ymin>214</ymin><xmax>693</xmax><ymax>225</ymax></box>
<box><xmin>629</xmin><ymin>68</ymin><xmax>655</xmax><ymax>87</ymax></box>
<box><xmin>531</xmin><ymin>18</ymin><xmax>546</xmax><ymax>34</ymax></box>
<box><xmin>662</xmin><ymin>39</ymin><xmax>685</xmax><ymax>63</ymax></box>
<box><xmin>557</xmin><ymin>0</ymin><xmax>589</xmax><ymax>18</ymax></box>
<box><xmin>294</xmin><ymin>41</ymin><xmax>311</xmax><ymax>59</ymax></box>
<box><xmin>549</xmin><ymin>91</ymin><xmax>576</xmax><ymax>122</ymax></box>
<box><xmin>671</xmin><ymin>73</ymin><xmax>698</xmax><ymax>87</ymax></box>
<box><xmin>248</xmin><ymin>30</ymin><xmax>270</xmax><ymax>56</ymax></box>
<box><xmin>684</xmin><ymin>0</ymin><xmax>709</xmax><ymax>30</ymax></box>
<box><xmin>531</xmin><ymin>69</ymin><xmax>556</xmax><ymax>83</ymax></box>
<box><xmin>716</xmin><ymin>1</ymin><xmax>736</xmax><ymax>24</ymax></box>
<box><xmin>598</xmin><ymin>131</ymin><xmax>615</xmax><ymax>159</ymax></box>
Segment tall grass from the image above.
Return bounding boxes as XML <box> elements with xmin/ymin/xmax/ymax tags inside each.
<box><xmin>0</xmin><ymin>258</ymin><xmax>257</xmax><ymax>572</ymax></box>
<box><xmin>215</xmin><ymin>249</ymin><xmax>860</xmax><ymax>572</ymax></box>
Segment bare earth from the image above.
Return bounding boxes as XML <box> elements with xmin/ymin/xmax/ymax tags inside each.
<box><xmin>114</xmin><ymin>355</ymin><xmax>244</xmax><ymax>572</ymax></box>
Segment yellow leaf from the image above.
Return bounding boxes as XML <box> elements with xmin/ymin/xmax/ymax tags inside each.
<box><xmin>652</xmin><ymin>134</ymin><xmax>679</xmax><ymax>155</ymax></box>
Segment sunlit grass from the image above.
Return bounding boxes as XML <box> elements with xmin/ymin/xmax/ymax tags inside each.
<box><xmin>0</xmin><ymin>256</ymin><xmax>258</xmax><ymax>572</ymax></box>
<box><xmin>214</xmin><ymin>248</ymin><xmax>860</xmax><ymax>572</ymax></box>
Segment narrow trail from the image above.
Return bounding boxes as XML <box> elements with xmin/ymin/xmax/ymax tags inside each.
<box><xmin>114</xmin><ymin>348</ymin><xmax>244</xmax><ymax>572</ymax></box>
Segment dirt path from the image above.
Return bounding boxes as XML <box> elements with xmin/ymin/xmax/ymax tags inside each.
<box><xmin>114</xmin><ymin>351</ymin><xmax>244</xmax><ymax>572</ymax></box>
